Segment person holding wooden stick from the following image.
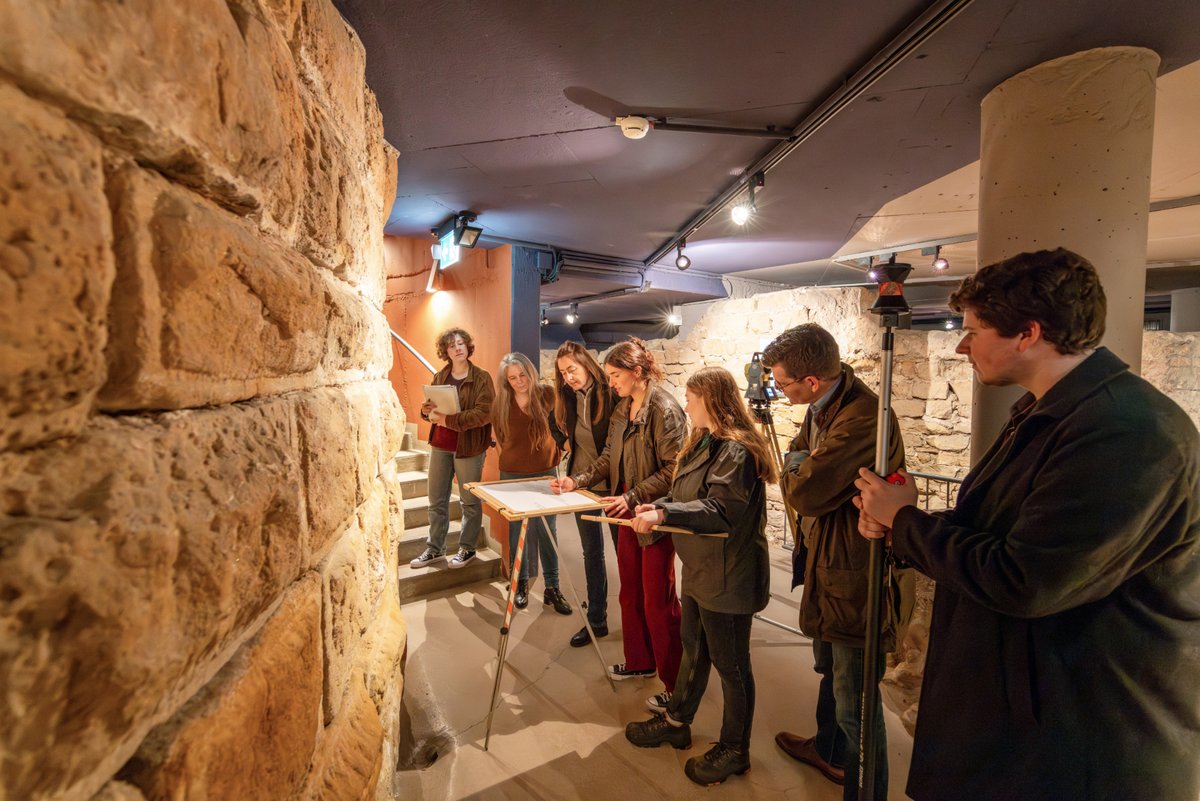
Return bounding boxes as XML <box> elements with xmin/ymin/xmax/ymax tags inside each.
<box><xmin>493</xmin><ymin>352</ymin><xmax>571</xmax><ymax>614</ymax></box>
<box><xmin>552</xmin><ymin>341</ymin><xmax>621</xmax><ymax>647</ymax></box>
<box><xmin>622</xmin><ymin>366</ymin><xmax>776</xmax><ymax>786</ymax></box>
<box><xmin>550</xmin><ymin>338</ymin><xmax>686</xmax><ymax>693</ymax></box>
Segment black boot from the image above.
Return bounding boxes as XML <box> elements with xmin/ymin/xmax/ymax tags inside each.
<box><xmin>514</xmin><ymin>579</ymin><xmax>528</xmax><ymax>609</ymax></box>
<box><xmin>543</xmin><ymin>587</ymin><xmax>571</xmax><ymax>615</ymax></box>
<box><xmin>624</xmin><ymin>713</ymin><xmax>691</xmax><ymax>749</ymax></box>
<box><xmin>684</xmin><ymin>743</ymin><xmax>750</xmax><ymax>786</ymax></box>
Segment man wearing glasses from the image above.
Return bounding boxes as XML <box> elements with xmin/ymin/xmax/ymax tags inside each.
<box><xmin>762</xmin><ymin>323</ymin><xmax>906</xmax><ymax>801</ymax></box>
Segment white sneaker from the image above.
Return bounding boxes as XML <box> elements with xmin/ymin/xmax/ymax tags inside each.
<box><xmin>409</xmin><ymin>547</ymin><xmax>444</xmax><ymax>568</ymax></box>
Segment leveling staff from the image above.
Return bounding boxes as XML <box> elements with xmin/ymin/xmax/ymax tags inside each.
<box><xmin>856</xmin><ymin>248</ymin><xmax>1200</xmax><ymax>801</ymax></box>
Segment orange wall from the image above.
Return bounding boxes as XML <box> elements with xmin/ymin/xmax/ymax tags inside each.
<box><xmin>383</xmin><ymin>236</ymin><xmax>514</xmax><ymax>556</ymax></box>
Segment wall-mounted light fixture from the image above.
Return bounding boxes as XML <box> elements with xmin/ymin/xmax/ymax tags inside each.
<box><xmin>565</xmin><ymin>303</ymin><xmax>579</xmax><ymax>325</ymax></box>
<box><xmin>675</xmin><ymin>239</ymin><xmax>691</xmax><ymax>271</ymax></box>
<box><xmin>731</xmin><ymin>172</ymin><xmax>763</xmax><ymax>226</ymax></box>
<box><xmin>540</xmin><ymin>304</ymin><xmax>550</xmax><ymax>327</ymax></box>
<box><xmin>430</xmin><ymin>211</ymin><xmax>484</xmax><ymax>270</ymax></box>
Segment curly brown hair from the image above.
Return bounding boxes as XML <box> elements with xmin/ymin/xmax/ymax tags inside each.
<box><xmin>434</xmin><ymin>327</ymin><xmax>475</xmax><ymax>362</ymax></box>
<box><xmin>949</xmin><ymin>248</ymin><xmax>1106</xmax><ymax>355</ymax></box>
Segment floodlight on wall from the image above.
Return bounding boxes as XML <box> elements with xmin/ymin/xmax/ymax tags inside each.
<box><xmin>931</xmin><ymin>245</ymin><xmax>950</xmax><ymax>272</ymax></box>
<box><xmin>731</xmin><ymin>172</ymin><xmax>763</xmax><ymax>226</ymax></box>
<box><xmin>675</xmin><ymin>239</ymin><xmax>691</xmax><ymax>271</ymax></box>
<box><xmin>430</xmin><ymin>211</ymin><xmax>483</xmax><ymax>268</ymax></box>
<box><xmin>565</xmin><ymin>303</ymin><xmax>579</xmax><ymax>325</ymax></box>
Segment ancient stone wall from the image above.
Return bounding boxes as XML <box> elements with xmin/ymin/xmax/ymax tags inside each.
<box><xmin>0</xmin><ymin>2</ymin><xmax>406</xmax><ymax>800</ymax></box>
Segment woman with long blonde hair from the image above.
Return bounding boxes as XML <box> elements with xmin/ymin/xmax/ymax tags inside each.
<box><xmin>494</xmin><ymin>352</ymin><xmax>570</xmax><ymax>613</ymax></box>
<box><xmin>552</xmin><ymin>341</ymin><xmax>620</xmax><ymax>647</ymax></box>
<box><xmin>623</xmin><ymin>366</ymin><xmax>776</xmax><ymax>787</ymax></box>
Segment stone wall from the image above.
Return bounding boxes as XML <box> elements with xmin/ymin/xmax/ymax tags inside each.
<box><xmin>0</xmin><ymin>2</ymin><xmax>406</xmax><ymax>800</ymax></box>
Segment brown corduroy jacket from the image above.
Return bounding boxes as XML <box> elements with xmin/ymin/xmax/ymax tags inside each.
<box><xmin>423</xmin><ymin>362</ymin><xmax>495</xmax><ymax>458</ymax></box>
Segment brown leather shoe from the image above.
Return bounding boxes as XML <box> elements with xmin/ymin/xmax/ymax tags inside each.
<box><xmin>774</xmin><ymin>731</ymin><xmax>845</xmax><ymax>785</ymax></box>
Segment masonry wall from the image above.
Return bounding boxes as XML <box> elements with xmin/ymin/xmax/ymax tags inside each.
<box><xmin>0</xmin><ymin>2</ymin><xmax>407</xmax><ymax>800</ymax></box>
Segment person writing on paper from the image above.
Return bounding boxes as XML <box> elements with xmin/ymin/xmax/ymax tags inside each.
<box><xmin>550</xmin><ymin>338</ymin><xmax>686</xmax><ymax>692</ymax></box>
<box><xmin>552</xmin><ymin>341</ymin><xmax>621</xmax><ymax>648</ymax></box>
<box><xmin>622</xmin><ymin>367</ymin><xmax>776</xmax><ymax>787</ymax></box>
<box><xmin>493</xmin><ymin>352</ymin><xmax>571</xmax><ymax>614</ymax></box>
<box><xmin>410</xmin><ymin>327</ymin><xmax>495</xmax><ymax>570</ymax></box>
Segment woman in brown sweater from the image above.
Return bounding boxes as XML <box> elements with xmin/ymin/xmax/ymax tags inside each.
<box><xmin>493</xmin><ymin>352</ymin><xmax>570</xmax><ymax>614</ymax></box>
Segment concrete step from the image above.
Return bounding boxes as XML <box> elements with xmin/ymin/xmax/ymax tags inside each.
<box><xmin>403</xmin><ymin>494</ymin><xmax>461</xmax><ymax>529</ymax></box>
<box><xmin>396</xmin><ymin>469</ymin><xmax>430</xmax><ymax>499</ymax></box>
<box><xmin>394</xmin><ymin>449</ymin><xmax>428</xmax><ymax>472</ymax></box>
<box><xmin>398</xmin><ymin>548</ymin><xmax>503</xmax><ymax>602</ymax></box>
<box><xmin>398</xmin><ymin>522</ymin><xmax>462</xmax><ymax>562</ymax></box>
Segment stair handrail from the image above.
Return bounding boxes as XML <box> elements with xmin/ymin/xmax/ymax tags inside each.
<box><xmin>389</xmin><ymin>329</ymin><xmax>437</xmax><ymax>375</ymax></box>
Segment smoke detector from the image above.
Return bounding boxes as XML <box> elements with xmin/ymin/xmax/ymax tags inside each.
<box><xmin>616</xmin><ymin>115</ymin><xmax>652</xmax><ymax>140</ymax></box>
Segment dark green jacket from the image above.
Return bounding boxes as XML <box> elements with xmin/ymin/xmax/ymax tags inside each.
<box><xmin>654</xmin><ymin>436</ymin><xmax>770</xmax><ymax>615</ymax></box>
<box><xmin>574</xmin><ymin>384</ymin><xmax>685</xmax><ymax>546</ymax></box>
<box><xmin>893</xmin><ymin>348</ymin><xmax>1200</xmax><ymax>801</ymax></box>
<box><xmin>783</xmin><ymin>364</ymin><xmax>907</xmax><ymax>649</ymax></box>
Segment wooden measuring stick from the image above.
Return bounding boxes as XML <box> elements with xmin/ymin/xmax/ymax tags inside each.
<box><xmin>580</xmin><ymin>514</ymin><xmax>729</xmax><ymax>539</ymax></box>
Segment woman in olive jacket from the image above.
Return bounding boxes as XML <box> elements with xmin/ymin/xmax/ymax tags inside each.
<box><xmin>551</xmin><ymin>337</ymin><xmax>686</xmax><ymax>692</ymax></box>
<box><xmin>623</xmin><ymin>366</ymin><xmax>776</xmax><ymax>787</ymax></box>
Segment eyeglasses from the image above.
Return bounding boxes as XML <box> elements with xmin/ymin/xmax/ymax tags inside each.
<box><xmin>773</xmin><ymin>374</ymin><xmax>802</xmax><ymax>390</ymax></box>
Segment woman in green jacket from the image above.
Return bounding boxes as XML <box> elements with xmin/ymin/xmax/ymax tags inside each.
<box><xmin>623</xmin><ymin>366</ymin><xmax>777</xmax><ymax>787</ymax></box>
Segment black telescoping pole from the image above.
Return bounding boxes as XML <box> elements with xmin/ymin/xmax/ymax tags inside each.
<box><xmin>860</xmin><ymin>259</ymin><xmax>911</xmax><ymax>801</ymax></box>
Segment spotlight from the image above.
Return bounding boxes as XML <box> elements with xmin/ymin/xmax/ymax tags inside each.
<box><xmin>731</xmin><ymin>172</ymin><xmax>764</xmax><ymax>226</ymax></box>
<box><xmin>565</xmin><ymin>303</ymin><xmax>579</xmax><ymax>325</ymax></box>
<box><xmin>456</xmin><ymin>222</ymin><xmax>483</xmax><ymax>248</ymax></box>
<box><xmin>667</xmin><ymin>309</ymin><xmax>683</xmax><ymax>326</ymax></box>
<box><xmin>867</xmin><ymin>269</ymin><xmax>880</xmax><ymax>282</ymax></box>
<box><xmin>675</xmin><ymin>240</ymin><xmax>691</xmax><ymax>271</ymax></box>
<box><xmin>540</xmin><ymin>305</ymin><xmax>549</xmax><ymax>327</ymax></box>
<box><xmin>944</xmin><ymin>319</ymin><xmax>955</xmax><ymax>330</ymax></box>
<box><xmin>932</xmin><ymin>245</ymin><xmax>950</xmax><ymax>272</ymax></box>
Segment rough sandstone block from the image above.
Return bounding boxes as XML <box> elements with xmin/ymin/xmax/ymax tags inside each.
<box><xmin>320</xmin><ymin>519</ymin><xmax>379</xmax><ymax>724</ymax></box>
<box><xmin>296</xmin><ymin>389</ymin><xmax>361</xmax><ymax>561</ymax></box>
<box><xmin>0</xmin><ymin>83</ymin><xmax>113</xmax><ymax>451</ymax></box>
<box><xmin>0</xmin><ymin>0</ymin><xmax>306</xmax><ymax>233</ymax></box>
<box><xmin>304</xmin><ymin>673</ymin><xmax>385</xmax><ymax>801</ymax></box>
<box><xmin>101</xmin><ymin>166</ymin><xmax>385</xmax><ymax>410</ymax></box>
<box><xmin>88</xmin><ymin>782</ymin><xmax>146</xmax><ymax>801</ymax></box>
<box><xmin>0</xmin><ymin>398</ymin><xmax>305</xmax><ymax>801</ymax></box>
<box><xmin>121</xmin><ymin>574</ymin><xmax>323</xmax><ymax>801</ymax></box>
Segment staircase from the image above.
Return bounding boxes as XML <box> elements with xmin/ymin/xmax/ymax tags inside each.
<box><xmin>395</xmin><ymin>424</ymin><xmax>503</xmax><ymax>602</ymax></box>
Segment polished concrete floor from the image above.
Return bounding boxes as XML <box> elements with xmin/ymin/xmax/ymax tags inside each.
<box><xmin>394</xmin><ymin>517</ymin><xmax>914</xmax><ymax>801</ymax></box>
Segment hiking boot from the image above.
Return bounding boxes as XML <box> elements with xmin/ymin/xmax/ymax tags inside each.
<box><xmin>448</xmin><ymin>548</ymin><xmax>476</xmax><ymax>569</ymax></box>
<box><xmin>684</xmin><ymin>742</ymin><xmax>751</xmax><ymax>786</ymax></box>
<box><xmin>409</xmin><ymin>547</ymin><xmax>444</xmax><ymax>568</ymax></box>
<box><xmin>543</xmin><ymin>587</ymin><xmax>571</xmax><ymax>615</ymax></box>
<box><xmin>646</xmin><ymin>691</ymin><xmax>671</xmax><ymax>713</ymax></box>
<box><xmin>624</xmin><ymin>713</ymin><xmax>691</xmax><ymax>750</ymax></box>
<box><xmin>608</xmin><ymin>663</ymin><xmax>655</xmax><ymax>680</ymax></box>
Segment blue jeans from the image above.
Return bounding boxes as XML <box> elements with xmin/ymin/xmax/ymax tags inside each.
<box><xmin>668</xmin><ymin>594</ymin><xmax>755</xmax><ymax>751</ymax></box>
<box><xmin>425</xmin><ymin>448</ymin><xmax>485</xmax><ymax>554</ymax></box>
<box><xmin>501</xmin><ymin>469</ymin><xmax>558</xmax><ymax>588</ymax></box>
<box><xmin>813</xmin><ymin>639</ymin><xmax>888</xmax><ymax>801</ymax></box>
<box><xmin>574</xmin><ymin>511</ymin><xmax>615</xmax><ymax>628</ymax></box>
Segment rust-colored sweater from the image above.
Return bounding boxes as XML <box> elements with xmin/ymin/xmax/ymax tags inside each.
<box><xmin>496</xmin><ymin>386</ymin><xmax>559</xmax><ymax>474</ymax></box>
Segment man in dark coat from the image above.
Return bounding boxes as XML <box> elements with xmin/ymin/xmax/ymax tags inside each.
<box><xmin>763</xmin><ymin>323</ymin><xmax>905</xmax><ymax>801</ymax></box>
<box><xmin>856</xmin><ymin>248</ymin><xmax>1200</xmax><ymax>801</ymax></box>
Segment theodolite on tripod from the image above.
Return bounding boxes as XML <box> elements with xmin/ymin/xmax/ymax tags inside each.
<box><xmin>743</xmin><ymin>352</ymin><xmax>795</xmax><ymax>549</ymax></box>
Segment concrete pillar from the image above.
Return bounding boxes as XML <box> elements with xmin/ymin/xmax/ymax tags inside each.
<box><xmin>1170</xmin><ymin>287</ymin><xmax>1200</xmax><ymax>332</ymax></box>
<box><xmin>971</xmin><ymin>46</ymin><xmax>1159</xmax><ymax>461</ymax></box>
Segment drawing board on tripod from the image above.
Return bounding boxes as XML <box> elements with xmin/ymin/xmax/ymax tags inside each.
<box><xmin>463</xmin><ymin>476</ymin><xmax>612</xmax><ymax>750</ymax></box>
<box><xmin>465</xmin><ymin>476</ymin><xmax>606</xmax><ymax>520</ymax></box>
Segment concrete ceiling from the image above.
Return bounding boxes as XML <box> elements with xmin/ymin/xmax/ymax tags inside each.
<box><xmin>334</xmin><ymin>0</ymin><xmax>1200</xmax><ymax>337</ymax></box>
